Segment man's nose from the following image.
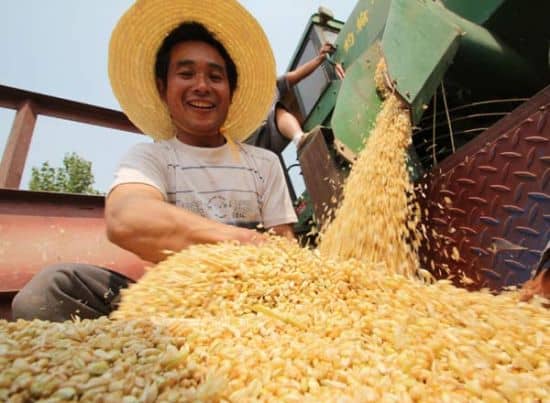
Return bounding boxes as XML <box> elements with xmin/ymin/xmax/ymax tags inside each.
<box><xmin>193</xmin><ymin>74</ymin><xmax>210</xmax><ymax>93</ymax></box>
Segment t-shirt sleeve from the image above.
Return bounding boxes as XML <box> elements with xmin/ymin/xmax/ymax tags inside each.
<box><xmin>108</xmin><ymin>143</ymin><xmax>168</xmax><ymax>199</ymax></box>
<box><xmin>260</xmin><ymin>153</ymin><xmax>298</xmax><ymax>228</ymax></box>
<box><xmin>276</xmin><ymin>75</ymin><xmax>291</xmax><ymax>100</ymax></box>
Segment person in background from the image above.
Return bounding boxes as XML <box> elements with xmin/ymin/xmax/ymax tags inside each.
<box><xmin>246</xmin><ymin>42</ymin><xmax>345</xmax><ymax>155</ymax></box>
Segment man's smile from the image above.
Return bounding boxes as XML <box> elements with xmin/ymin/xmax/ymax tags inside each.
<box><xmin>187</xmin><ymin>100</ymin><xmax>215</xmax><ymax>110</ymax></box>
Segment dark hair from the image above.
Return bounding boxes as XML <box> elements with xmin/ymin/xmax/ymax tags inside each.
<box><xmin>154</xmin><ymin>22</ymin><xmax>238</xmax><ymax>94</ymax></box>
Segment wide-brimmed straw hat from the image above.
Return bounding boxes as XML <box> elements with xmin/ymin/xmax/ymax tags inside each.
<box><xmin>108</xmin><ymin>0</ymin><xmax>276</xmax><ymax>142</ymax></box>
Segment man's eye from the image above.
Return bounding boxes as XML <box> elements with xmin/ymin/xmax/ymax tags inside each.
<box><xmin>178</xmin><ymin>71</ymin><xmax>193</xmax><ymax>78</ymax></box>
<box><xmin>210</xmin><ymin>74</ymin><xmax>223</xmax><ymax>82</ymax></box>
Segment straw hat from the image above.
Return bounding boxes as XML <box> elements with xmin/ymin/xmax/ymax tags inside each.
<box><xmin>108</xmin><ymin>0</ymin><xmax>276</xmax><ymax>142</ymax></box>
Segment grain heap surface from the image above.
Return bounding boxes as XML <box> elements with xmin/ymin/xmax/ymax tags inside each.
<box><xmin>113</xmin><ymin>238</ymin><xmax>549</xmax><ymax>402</ymax></box>
<box><xmin>0</xmin><ymin>317</ymin><xmax>223</xmax><ymax>402</ymax></box>
<box><xmin>319</xmin><ymin>91</ymin><xmax>422</xmax><ymax>279</ymax></box>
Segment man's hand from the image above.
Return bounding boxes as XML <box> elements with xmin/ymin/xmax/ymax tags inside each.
<box><xmin>189</xmin><ymin>224</ymin><xmax>268</xmax><ymax>246</ymax></box>
<box><xmin>520</xmin><ymin>242</ymin><xmax>549</xmax><ymax>302</ymax></box>
<box><xmin>520</xmin><ymin>269</ymin><xmax>550</xmax><ymax>302</ymax></box>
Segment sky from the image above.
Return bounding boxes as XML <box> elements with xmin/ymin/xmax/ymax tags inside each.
<box><xmin>0</xmin><ymin>1</ymin><xmax>357</xmax><ymax>195</ymax></box>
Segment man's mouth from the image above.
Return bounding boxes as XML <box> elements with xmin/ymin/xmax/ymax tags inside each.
<box><xmin>188</xmin><ymin>100</ymin><xmax>215</xmax><ymax>110</ymax></box>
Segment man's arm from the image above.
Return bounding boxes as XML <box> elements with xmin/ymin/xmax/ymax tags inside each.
<box><xmin>286</xmin><ymin>43</ymin><xmax>335</xmax><ymax>87</ymax></box>
<box><xmin>105</xmin><ymin>183</ymin><xmax>264</xmax><ymax>263</ymax></box>
<box><xmin>520</xmin><ymin>241</ymin><xmax>550</xmax><ymax>301</ymax></box>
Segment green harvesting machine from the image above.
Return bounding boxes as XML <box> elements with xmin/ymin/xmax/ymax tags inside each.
<box><xmin>287</xmin><ymin>0</ymin><xmax>549</xmax><ymax>291</ymax></box>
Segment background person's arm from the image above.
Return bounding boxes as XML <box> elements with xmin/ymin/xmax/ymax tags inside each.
<box><xmin>286</xmin><ymin>43</ymin><xmax>335</xmax><ymax>86</ymax></box>
<box><xmin>105</xmin><ymin>183</ymin><xmax>264</xmax><ymax>263</ymax></box>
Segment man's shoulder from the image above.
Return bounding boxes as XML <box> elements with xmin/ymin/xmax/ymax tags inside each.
<box><xmin>118</xmin><ymin>140</ymin><xmax>175</xmax><ymax>168</ymax></box>
<box><xmin>239</xmin><ymin>142</ymin><xmax>279</xmax><ymax>161</ymax></box>
<box><xmin>126</xmin><ymin>140</ymin><xmax>172</xmax><ymax>156</ymax></box>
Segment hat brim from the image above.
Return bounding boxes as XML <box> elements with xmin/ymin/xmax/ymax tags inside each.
<box><xmin>108</xmin><ymin>0</ymin><xmax>276</xmax><ymax>142</ymax></box>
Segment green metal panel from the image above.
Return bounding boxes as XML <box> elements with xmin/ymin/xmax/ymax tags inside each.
<box><xmin>382</xmin><ymin>0</ymin><xmax>461</xmax><ymax>124</ymax></box>
<box><xmin>446</xmin><ymin>9</ymin><xmax>547</xmax><ymax>95</ymax></box>
<box><xmin>441</xmin><ymin>0</ymin><xmax>504</xmax><ymax>23</ymax></box>
<box><xmin>303</xmin><ymin>81</ymin><xmax>341</xmax><ymax>132</ymax></box>
<box><xmin>381</xmin><ymin>0</ymin><xmax>542</xmax><ymax>124</ymax></box>
<box><xmin>330</xmin><ymin>45</ymin><xmax>384</xmax><ymax>157</ymax></box>
<box><xmin>308</xmin><ymin>0</ymin><xmax>545</xmax><ymax>153</ymax></box>
<box><xmin>332</xmin><ymin>0</ymin><xmax>391</xmax><ymax>71</ymax></box>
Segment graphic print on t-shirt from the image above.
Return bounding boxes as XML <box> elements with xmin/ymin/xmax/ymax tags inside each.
<box><xmin>176</xmin><ymin>190</ymin><xmax>260</xmax><ymax>226</ymax></box>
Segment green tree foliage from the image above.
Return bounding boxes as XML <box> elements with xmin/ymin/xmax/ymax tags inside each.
<box><xmin>29</xmin><ymin>152</ymin><xmax>101</xmax><ymax>195</ymax></box>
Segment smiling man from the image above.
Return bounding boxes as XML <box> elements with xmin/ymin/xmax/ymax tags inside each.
<box><xmin>156</xmin><ymin>34</ymin><xmax>233</xmax><ymax>148</ymax></box>
<box><xmin>12</xmin><ymin>0</ymin><xmax>297</xmax><ymax>322</ymax></box>
<box><xmin>106</xmin><ymin>21</ymin><xmax>296</xmax><ymax>264</ymax></box>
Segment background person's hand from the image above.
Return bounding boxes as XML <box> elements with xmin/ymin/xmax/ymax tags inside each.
<box><xmin>319</xmin><ymin>42</ymin><xmax>336</xmax><ymax>57</ymax></box>
<box><xmin>319</xmin><ymin>42</ymin><xmax>345</xmax><ymax>80</ymax></box>
<box><xmin>334</xmin><ymin>62</ymin><xmax>346</xmax><ymax>80</ymax></box>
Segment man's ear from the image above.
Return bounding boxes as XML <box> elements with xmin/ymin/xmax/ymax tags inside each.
<box><xmin>156</xmin><ymin>78</ymin><xmax>167</xmax><ymax>101</ymax></box>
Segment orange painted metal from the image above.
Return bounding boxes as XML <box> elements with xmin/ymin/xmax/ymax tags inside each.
<box><xmin>0</xmin><ymin>189</ymin><xmax>147</xmax><ymax>319</ymax></box>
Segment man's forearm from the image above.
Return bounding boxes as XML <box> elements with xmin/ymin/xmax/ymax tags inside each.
<box><xmin>106</xmin><ymin>197</ymin><xmax>257</xmax><ymax>263</ymax></box>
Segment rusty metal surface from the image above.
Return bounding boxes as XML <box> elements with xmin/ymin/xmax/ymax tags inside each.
<box><xmin>298</xmin><ymin>127</ymin><xmax>345</xmax><ymax>229</ymax></box>
<box><xmin>0</xmin><ymin>189</ymin><xmax>147</xmax><ymax>319</ymax></box>
<box><xmin>0</xmin><ymin>85</ymin><xmax>141</xmax><ymax>134</ymax></box>
<box><xmin>418</xmin><ymin>86</ymin><xmax>550</xmax><ymax>291</ymax></box>
<box><xmin>0</xmin><ymin>101</ymin><xmax>37</xmax><ymax>188</ymax></box>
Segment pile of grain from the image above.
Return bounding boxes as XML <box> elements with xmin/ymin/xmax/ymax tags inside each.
<box><xmin>0</xmin><ymin>317</ymin><xmax>224</xmax><ymax>402</ymax></box>
<box><xmin>112</xmin><ymin>238</ymin><xmax>549</xmax><ymax>401</ymax></box>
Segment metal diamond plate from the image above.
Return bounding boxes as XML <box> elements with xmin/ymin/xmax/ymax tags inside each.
<box><xmin>417</xmin><ymin>86</ymin><xmax>550</xmax><ymax>291</ymax></box>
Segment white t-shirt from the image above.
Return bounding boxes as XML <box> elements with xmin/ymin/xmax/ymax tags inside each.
<box><xmin>110</xmin><ymin>137</ymin><xmax>297</xmax><ymax>229</ymax></box>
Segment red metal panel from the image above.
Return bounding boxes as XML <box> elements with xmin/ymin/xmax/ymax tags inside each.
<box><xmin>0</xmin><ymin>189</ymin><xmax>147</xmax><ymax>319</ymax></box>
<box><xmin>0</xmin><ymin>101</ymin><xmax>36</xmax><ymax>188</ymax></box>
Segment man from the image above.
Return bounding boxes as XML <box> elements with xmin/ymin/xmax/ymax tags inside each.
<box><xmin>12</xmin><ymin>0</ymin><xmax>297</xmax><ymax>321</ymax></box>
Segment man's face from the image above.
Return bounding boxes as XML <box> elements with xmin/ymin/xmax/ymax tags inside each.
<box><xmin>160</xmin><ymin>40</ymin><xmax>231</xmax><ymax>146</ymax></box>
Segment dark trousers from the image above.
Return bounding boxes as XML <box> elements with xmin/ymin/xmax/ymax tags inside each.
<box><xmin>11</xmin><ymin>264</ymin><xmax>133</xmax><ymax>322</ymax></box>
